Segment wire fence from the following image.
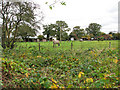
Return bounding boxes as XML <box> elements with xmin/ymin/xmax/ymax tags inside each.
<box><xmin>14</xmin><ymin>40</ymin><xmax>118</xmax><ymax>53</ymax></box>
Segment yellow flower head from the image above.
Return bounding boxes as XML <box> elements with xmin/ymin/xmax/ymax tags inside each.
<box><xmin>12</xmin><ymin>53</ymin><xmax>15</xmax><ymax>56</ymax></box>
<box><xmin>76</xmin><ymin>59</ymin><xmax>78</xmax><ymax>61</ymax></box>
<box><xmin>114</xmin><ymin>59</ymin><xmax>118</xmax><ymax>63</ymax></box>
<box><xmin>51</xmin><ymin>85</ymin><xmax>58</xmax><ymax>89</ymax></box>
<box><xmin>51</xmin><ymin>78</ymin><xmax>57</xmax><ymax>84</ymax></box>
<box><xmin>78</xmin><ymin>72</ymin><xmax>84</xmax><ymax>78</ymax></box>
<box><xmin>2</xmin><ymin>58</ymin><xmax>5</xmax><ymax>61</ymax></box>
<box><xmin>85</xmin><ymin>78</ymin><xmax>93</xmax><ymax>83</ymax></box>
<box><xmin>94</xmin><ymin>54</ymin><xmax>97</xmax><ymax>57</ymax></box>
<box><xmin>37</xmin><ymin>56</ymin><xmax>41</xmax><ymax>58</ymax></box>
<box><xmin>25</xmin><ymin>73</ymin><xmax>29</xmax><ymax>77</ymax></box>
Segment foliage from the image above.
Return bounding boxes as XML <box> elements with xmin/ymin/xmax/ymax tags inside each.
<box><xmin>70</xmin><ymin>26</ymin><xmax>85</xmax><ymax>40</ymax></box>
<box><xmin>109</xmin><ymin>32</ymin><xmax>120</xmax><ymax>40</ymax></box>
<box><xmin>43</xmin><ymin>24</ymin><xmax>56</xmax><ymax>40</ymax></box>
<box><xmin>0</xmin><ymin>1</ymin><xmax>43</xmax><ymax>49</ymax></box>
<box><xmin>14</xmin><ymin>23</ymin><xmax>38</xmax><ymax>40</ymax></box>
<box><xmin>2</xmin><ymin>40</ymin><xmax>119</xmax><ymax>88</ymax></box>
<box><xmin>85</xmin><ymin>23</ymin><xmax>102</xmax><ymax>37</ymax></box>
<box><xmin>43</xmin><ymin>21</ymin><xmax>70</xmax><ymax>41</ymax></box>
<box><xmin>55</xmin><ymin>21</ymin><xmax>69</xmax><ymax>41</ymax></box>
<box><xmin>45</xmin><ymin>0</ymin><xmax>66</xmax><ymax>10</ymax></box>
<box><xmin>97</xmin><ymin>36</ymin><xmax>104</xmax><ymax>41</ymax></box>
<box><xmin>99</xmin><ymin>32</ymin><xmax>106</xmax><ymax>36</ymax></box>
<box><xmin>61</xmin><ymin>32</ymin><xmax>69</xmax><ymax>41</ymax></box>
<box><xmin>37</xmin><ymin>35</ymin><xmax>45</xmax><ymax>41</ymax></box>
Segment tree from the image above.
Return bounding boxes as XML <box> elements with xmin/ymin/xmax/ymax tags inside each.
<box><xmin>55</xmin><ymin>21</ymin><xmax>69</xmax><ymax>41</ymax></box>
<box><xmin>37</xmin><ymin>35</ymin><xmax>45</xmax><ymax>41</ymax></box>
<box><xmin>99</xmin><ymin>32</ymin><xmax>106</xmax><ymax>36</ymax></box>
<box><xmin>0</xmin><ymin>1</ymin><xmax>43</xmax><ymax>49</ymax></box>
<box><xmin>85</xmin><ymin>23</ymin><xmax>102</xmax><ymax>37</ymax></box>
<box><xmin>109</xmin><ymin>32</ymin><xmax>120</xmax><ymax>40</ymax></box>
<box><xmin>61</xmin><ymin>32</ymin><xmax>69</xmax><ymax>41</ymax></box>
<box><xmin>43</xmin><ymin>24</ymin><xmax>56</xmax><ymax>40</ymax></box>
<box><xmin>14</xmin><ymin>23</ymin><xmax>38</xmax><ymax>41</ymax></box>
<box><xmin>69</xmin><ymin>26</ymin><xmax>85</xmax><ymax>40</ymax></box>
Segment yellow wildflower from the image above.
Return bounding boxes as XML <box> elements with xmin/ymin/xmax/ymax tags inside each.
<box><xmin>76</xmin><ymin>59</ymin><xmax>78</xmax><ymax>61</ymax></box>
<box><xmin>103</xmin><ymin>86</ymin><xmax>105</xmax><ymax>88</ymax></box>
<box><xmin>114</xmin><ymin>59</ymin><xmax>118</xmax><ymax>63</ymax></box>
<box><xmin>27</xmin><ymin>68</ymin><xmax>31</xmax><ymax>71</ymax></box>
<box><xmin>2</xmin><ymin>58</ymin><xmax>5</xmax><ymax>61</ymax></box>
<box><xmin>37</xmin><ymin>56</ymin><xmax>41</xmax><ymax>58</ymax></box>
<box><xmin>116</xmin><ymin>77</ymin><xmax>119</xmax><ymax>80</ymax></box>
<box><xmin>25</xmin><ymin>73</ymin><xmax>29</xmax><ymax>77</ymax></box>
<box><xmin>12</xmin><ymin>53</ymin><xmax>15</xmax><ymax>56</ymax></box>
<box><xmin>90</xmin><ymin>51</ymin><xmax>94</xmax><ymax>54</ymax></box>
<box><xmin>104</xmin><ymin>73</ymin><xmax>110</xmax><ymax>80</ymax></box>
<box><xmin>85</xmin><ymin>78</ymin><xmax>93</xmax><ymax>83</ymax></box>
<box><xmin>31</xmin><ymin>80</ymin><xmax>33</xmax><ymax>82</ymax></box>
<box><xmin>51</xmin><ymin>78</ymin><xmax>57</xmax><ymax>84</ymax></box>
<box><xmin>78</xmin><ymin>72</ymin><xmax>84</xmax><ymax>78</ymax></box>
<box><xmin>94</xmin><ymin>54</ymin><xmax>97</xmax><ymax>57</ymax></box>
<box><xmin>61</xmin><ymin>54</ymin><xmax>64</xmax><ymax>58</ymax></box>
<box><xmin>51</xmin><ymin>85</ymin><xmax>58</xmax><ymax>88</ymax></box>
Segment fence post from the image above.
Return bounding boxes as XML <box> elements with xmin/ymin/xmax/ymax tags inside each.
<box><xmin>109</xmin><ymin>42</ymin><xmax>111</xmax><ymax>48</ymax></box>
<box><xmin>71</xmin><ymin>42</ymin><xmax>73</xmax><ymax>50</ymax></box>
<box><xmin>39</xmin><ymin>43</ymin><xmax>40</xmax><ymax>51</ymax></box>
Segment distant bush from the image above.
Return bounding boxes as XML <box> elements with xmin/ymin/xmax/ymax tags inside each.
<box><xmin>97</xmin><ymin>36</ymin><xmax>104</xmax><ymax>41</ymax></box>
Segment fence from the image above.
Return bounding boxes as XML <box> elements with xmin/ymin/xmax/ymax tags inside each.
<box><xmin>14</xmin><ymin>40</ymin><xmax>118</xmax><ymax>53</ymax></box>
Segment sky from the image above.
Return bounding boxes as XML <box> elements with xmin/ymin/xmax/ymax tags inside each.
<box><xmin>8</xmin><ymin>0</ymin><xmax>120</xmax><ymax>35</ymax></box>
<box><xmin>31</xmin><ymin>0</ymin><xmax>119</xmax><ymax>35</ymax></box>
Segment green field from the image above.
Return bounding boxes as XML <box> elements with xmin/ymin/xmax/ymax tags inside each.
<box><xmin>17</xmin><ymin>40</ymin><xmax>118</xmax><ymax>52</ymax></box>
<box><xmin>1</xmin><ymin>40</ymin><xmax>119</xmax><ymax>88</ymax></box>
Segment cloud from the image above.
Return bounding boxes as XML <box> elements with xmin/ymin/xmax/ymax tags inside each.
<box><xmin>32</xmin><ymin>0</ymin><xmax>119</xmax><ymax>34</ymax></box>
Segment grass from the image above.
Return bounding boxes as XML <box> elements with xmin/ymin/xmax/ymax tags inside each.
<box><xmin>17</xmin><ymin>40</ymin><xmax>118</xmax><ymax>50</ymax></box>
<box><xmin>1</xmin><ymin>40</ymin><xmax>119</xmax><ymax>88</ymax></box>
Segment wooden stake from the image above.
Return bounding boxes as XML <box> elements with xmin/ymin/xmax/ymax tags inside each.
<box><xmin>71</xmin><ymin>42</ymin><xmax>73</xmax><ymax>50</ymax></box>
<box><xmin>39</xmin><ymin>43</ymin><xmax>40</xmax><ymax>51</ymax></box>
<box><xmin>109</xmin><ymin>42</ymin><xmax>111</xmax><ymax>48</ymax></box>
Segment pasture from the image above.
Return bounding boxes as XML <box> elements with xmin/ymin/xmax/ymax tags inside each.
<box><xmin>1</xmin><ymin>40</ymin><xmax>119</xmax><ymax>88</ymax></box>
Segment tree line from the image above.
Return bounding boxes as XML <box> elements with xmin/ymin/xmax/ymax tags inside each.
<box><xmin>37</xmin><ymin>21</ymin><xmax>119</xmax><ymax>41</ymax></box>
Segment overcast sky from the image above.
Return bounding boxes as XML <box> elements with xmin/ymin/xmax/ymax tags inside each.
<box><xmin>29</xmin><ymin>0</ymin><xmax>118</xmax><ymax>34</ymax></box>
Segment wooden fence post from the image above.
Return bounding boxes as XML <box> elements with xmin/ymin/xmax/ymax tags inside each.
<box><xmin>109</xmin><ymin>42</ymin><xmax>111</xmax><ymax>48</ymax></box>
<box><xmin>71</xmin><ymin>42</ymin><xmax>73</xmax><ymax>50</ymax></box>
<box><xmin>39</xmin><ymin>43</ymin><xmax>40</xmax><ymax>51</ymax></box>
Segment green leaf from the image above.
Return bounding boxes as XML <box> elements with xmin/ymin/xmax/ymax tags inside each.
<box><xmin>5</xmin><ymin>69</ymin><xmax>8</xmax><ymax>72</ymax></box>
<box><xmin>60</xmin><ymin>2</ymin><xmax>66</xmax><ymax>5</ymax></box>
<box><xmin>45</xmin><ymin>2</ymin><xmax>48</xmax><ymax>4</ymax></box>
<box><xmin>33</xmin><ymin>79</ymin><xmax>36</xmax><ymax>83</ymax></box>
<box><xmin>61</xmin><ymin>74</ymin><xmax>65</xmax><ymax>78</ymax></box>
<box><xmin>49</xmin><ymin>6</ymin><xmax>52</xmax><ymax>10</ymax></box>
<box><xmin>68</xmin><ymin>84</ymin><xmax>73</xmax><ymax>88</ymax></box>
